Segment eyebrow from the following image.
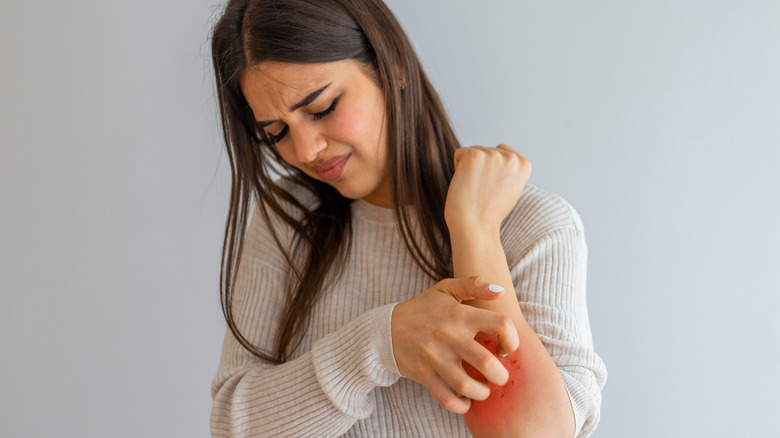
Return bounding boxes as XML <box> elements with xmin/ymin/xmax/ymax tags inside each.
<box><xmin>255</xmin><ymin>83</ymin><xmax>332</xmax><ymax>128</ymax></box>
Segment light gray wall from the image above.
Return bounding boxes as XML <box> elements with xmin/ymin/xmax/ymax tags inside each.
<box><xmin>1</xmin><ymin>1</ymin><xmax>777</xmax><ymax>437</ymax></box>
<box><xmin>1</xmin><ymin>1</ymin><xmax>229</xmax><ymax>436</ymax></box>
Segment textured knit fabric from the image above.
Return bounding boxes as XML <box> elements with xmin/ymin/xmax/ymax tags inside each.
<box><xmin>210</xmin><ymin>181</ymin><xmax>607</xmax><ymax>438</ymax></box>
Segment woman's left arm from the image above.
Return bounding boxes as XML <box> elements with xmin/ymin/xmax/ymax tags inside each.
<box><xmin>445</xmin><ymin>145</ymin><xmax>576</xmax><ymax>438</ymax></box>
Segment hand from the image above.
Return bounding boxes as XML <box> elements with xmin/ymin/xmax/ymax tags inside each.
<box><xmin>391</xmin><ymin>276</ymin><xmax>520</xmax><ymax>414</ymax></box>
<box><xmin>444</xmin><ymin>144</ymin><xmax>532</xmax><ymax>234</ymax></box>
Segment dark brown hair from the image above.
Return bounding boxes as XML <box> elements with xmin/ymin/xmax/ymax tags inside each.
<box><xmin>212</xmin><ymin>0</ymin><xmax>460</xmax><ymax>363</ymax></box>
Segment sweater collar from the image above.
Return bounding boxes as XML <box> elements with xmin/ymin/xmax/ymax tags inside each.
<box><xmin>351</xmin><ymin>199</ymin><xmax>396</xmax><ymax>224</ymax></box>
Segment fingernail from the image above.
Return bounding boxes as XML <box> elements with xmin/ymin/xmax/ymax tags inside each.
<box><xmin>488</xmin><ymin>284</ymin><xmax>504</xmax><ymax>293</ymax></box>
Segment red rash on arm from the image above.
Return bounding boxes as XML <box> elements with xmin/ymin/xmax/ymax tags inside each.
<box><xmin>462</xmin><ymin>334</ymin><xmax>531</xmax><ymax>436</ymax></box>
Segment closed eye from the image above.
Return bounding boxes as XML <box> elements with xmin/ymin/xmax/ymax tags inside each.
<box><xmin>312</xmin><ymin>94</ymin><xmax>341</xmax><ymax>121</ymax></box>
<box><xmin>265</xmin><ymin>94</ymin><xmax>342</xmax><ymax>144</ymax></box>
<box><xmin>269</xmin><ymin>126</ymin><xmax>288</xmax><ymax>143</ymax></box>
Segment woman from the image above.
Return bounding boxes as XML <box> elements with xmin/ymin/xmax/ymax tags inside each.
<box><xmin>209</xmin><ymin>0</ymin><xmax>607</xmax><ymax>437</ymax></box>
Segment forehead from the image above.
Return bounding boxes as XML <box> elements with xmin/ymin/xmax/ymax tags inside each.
<box><xmin>239</xmin><ymin>60</ymin><xmax>356</xmax><ymax>121</ymax></box>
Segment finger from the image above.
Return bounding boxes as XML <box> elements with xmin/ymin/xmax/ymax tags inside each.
<box><xmin>458</xmin><ymin>341</ymin><xmax>509</xmax><ymax>388</ymax></box>
<box><xmin>471</xmin><ymin>309</ymin><xmax>521</xmax><ymax>359</ymax></box>
<box><xmin>434</xmin><ymin>354</ymin><xmax>492</xmax><ymax>401</ymax></box>
<box><xmin>453</xmin><ymin>146</ymin><xmax>468</xmax><ymax>167</ymax></box>
<box><xmin>496</xmin><ymin>144</ymin><xmax>532</xmax><ymax>172</ymax></box>
<box><xmin>435</xmin><ymin>276</ymin><xmax>505</xmax><ymax>303</ymax></box>
<box><xmin>453</xmin><ymin>145</ymin><xmax>492</xmax><ymax>167</ymax></box>
<box><xmin>425</xmin><ymin>373</ymin><xmax>473</xmax><ymax>415</ymax></box>
<box><xmin>469</xmin><ymin>308</ymin><xmax>520</xmax><ymax>357</ymax></box>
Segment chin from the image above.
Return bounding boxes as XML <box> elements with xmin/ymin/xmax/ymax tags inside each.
<box><xmin>320</xmin><ymin>175</ymin><xmax>386</xmax><ymax>205</ymax></box>
<box><xmin>326</xmin><ymin>179</ymin><xmax>369</xmax><ymax>199</ymax></box>
<box><xmin>335</xmin><ymin>187</ymin><xmax>370</xmax><ymax>201</ymax></box>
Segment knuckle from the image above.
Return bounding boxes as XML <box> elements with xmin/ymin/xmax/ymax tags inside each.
<box><xmin>440</xmin><ymin>396</ymin><xmax>462</xmax><ymax>413</ymax></box>
<box><xmin>430</xmin><ymin>325</ymin><xmax>450</xmax><ymax>342</ymax></box>
<box><xmin>474</xmin><ymin>353</ymin><xmax>494</xmax><ymax>372</ymax></box>
<box><xmin>468</xmin><ymin>155</ymin><xmax>485</xmax><ymax>166</ymax></box>
<box><xmin>456</xmin><ymin>147</ymin><xmax>472</xmax><ymax>159</ymax></box>
<box><xmin>497</xmin><ymin>314</ymin><xmax>513</xmax><ymax>332</ymax></box>
<box><xmin>450</xmin><ymin>375</ymin><xmax>471</xmax><ymax>394</ymax></box>
<box><xmin>434</xmin><ymin>278</ymin><xmax>452</xmax><ymax>289</ymax></box>
<box><xmin>466</xmin><ymin>275</ymin><xmax>483</xmax><ymax>289</ymax></box>
<box><xmin>518</xmin><ymin>155</ymin><xmax>531</xmax><ymax>169</ymax></box>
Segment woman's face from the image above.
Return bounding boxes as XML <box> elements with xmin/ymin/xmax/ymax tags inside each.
<box><xmin>240</xmin><ymin>59</ymin><xmax>391</xmax><ymax>207</ymax></box>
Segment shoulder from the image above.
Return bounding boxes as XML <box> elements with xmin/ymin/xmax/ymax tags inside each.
<box><xmin>500</xmin><ymin>184</ymin><xmax>586</xmax><ymax>266</ymax></box>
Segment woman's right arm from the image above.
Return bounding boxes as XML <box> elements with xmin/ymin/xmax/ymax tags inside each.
<box><xmin>211</xmin><ymin>263</ymin><xmax>516</xmax><ymax>437</ymax></box>
<box><xmin>211</xmin><ymin>192</ymin><xmax>520</xmax><ymax>436</ymax></box>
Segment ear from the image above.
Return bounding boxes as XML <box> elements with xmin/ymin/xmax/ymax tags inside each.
<box><xmin>396</xmin><ymin>64</ymin><xmax>406</xmax><ymax>90</ymax></box>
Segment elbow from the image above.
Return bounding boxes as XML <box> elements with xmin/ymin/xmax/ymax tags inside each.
<box><xmin>210</xmin><ymin>388</ymin><xmax>237</xmax><ymax>438</ymax></box>
<box><xmin>210</xmin><ymin>374</ymin><xmax>252</xmax><ymax>438</ymax></box>
<box><xmin>211</xmin><ymin>391</ymin><xmax>257</xmax><ymax>438</ymax></box>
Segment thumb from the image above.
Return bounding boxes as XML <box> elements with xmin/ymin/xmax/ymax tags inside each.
<box><xmin>437</xmin><ymin>276</ymin><xmax>505</xmax><ymax>303</ymax></box>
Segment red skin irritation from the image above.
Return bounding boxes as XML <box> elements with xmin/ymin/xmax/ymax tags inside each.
<box><xmin>462</xmin><ymin>333</ymin><xmax>528</xmax><ymax>437</ymax></box>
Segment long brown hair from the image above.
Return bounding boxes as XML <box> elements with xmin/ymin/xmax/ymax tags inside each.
<box><xmin>212</xmin><ymin>0</ymin><xmax>460</xmax><ymax>363</ymax></box>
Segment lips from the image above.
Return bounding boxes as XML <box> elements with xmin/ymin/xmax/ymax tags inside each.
<box><xmin>312</xmin><ymin>153</ymin><xmax>351</xmax><ymax>182</ymax></box>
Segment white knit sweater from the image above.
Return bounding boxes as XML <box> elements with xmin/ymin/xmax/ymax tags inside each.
<box><xmin>210</xmin><ymin>182</ymin><xmax>607</xmax><ymax>437</ymax></box>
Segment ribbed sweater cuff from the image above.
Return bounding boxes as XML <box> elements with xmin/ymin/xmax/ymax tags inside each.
<box><xmin>562</xmin><ymin>371</ymin><xmax>588</xmax><ymax>437</ymax></box>
<box><xmin>311</xmin><ymin>303</ymin><xmax>401</xmax><ymax>419</ymax></box>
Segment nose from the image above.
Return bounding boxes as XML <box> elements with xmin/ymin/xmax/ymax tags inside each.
<box><xmin>290</xmin><ymin>122</ymin><xmax>327</xmax><ymax>164</ymax></box>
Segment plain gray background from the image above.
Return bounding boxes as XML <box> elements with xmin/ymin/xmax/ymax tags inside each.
<box><xmin>1</xmin><ymin>1</ymin><xmax>778</xmax><ymax>437</ymax></box>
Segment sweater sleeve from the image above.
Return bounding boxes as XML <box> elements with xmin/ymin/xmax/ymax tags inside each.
<box><xmin>511</xmin><ymin>225</ymin><xmax>607</xmax><ymax>438</ymax></box>
<box><xmin>210</xmin><ymin>204</ymin><xmax>401</xmax><ymax>437</ymax></box>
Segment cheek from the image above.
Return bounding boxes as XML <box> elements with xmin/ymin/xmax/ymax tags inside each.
<box><xmin>275</xmin><ymin>144</ymin><xmax>297</xmax><ymax>167</ymax></box>
<box><xmin>330</xmin><ymin>109</ymin><xmax>369</xmax><ymax>141</ymax></box>
<box><xmin>331</xmin><ymin>98</ymin><xmax>384</xmax><ymax>146</ymax></box>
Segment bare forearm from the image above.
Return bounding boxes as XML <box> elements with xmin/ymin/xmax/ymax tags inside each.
<box><xmin>451</xmin><ymin>226</ymin><xmax>575</xmax><ymax>438</ymax></box>
<box><xmin>451</xmin><ymin>225</ymin><xmax>521</xmax><ymax>326</ymax></box>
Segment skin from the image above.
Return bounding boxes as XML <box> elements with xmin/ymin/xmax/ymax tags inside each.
<box><xmin>447</xmin><ymin>146</ymin><xmax>575</xmax><ymax>437</ymax></box>
<box><xmin>240</xmin><ymin>60</ymin><xmax>392</xmax><ymax>207</ymax></box>
<box><xmin>240</xmin><ymin>59</ymin><xmax>575</xmax><ymax>437</ymax></box>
